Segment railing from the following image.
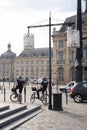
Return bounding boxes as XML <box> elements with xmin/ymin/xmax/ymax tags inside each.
<box><xmin>57</xmin><ymin>60</ymin><xmax>65</xmax><ymax>64</ymax></box>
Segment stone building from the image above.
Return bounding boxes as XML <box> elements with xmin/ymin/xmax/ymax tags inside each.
<box><xmin>0</xmin><ymin>1</ymin><xmax>87</xmax><ymax>84</ymax></box>
<box><xmin>14</xmin><ymin>48</ymin><xmax>54</xmax><ymax>81</ymax></box>
<box><xmin>0</xmin><ymin>43</ymin><xmax>16</xmax><ymax>81</ymax></box>
<box><xmin>52</xmin><ymin>0</ymin><xmax>87</xmax><ymax>84</ymax></box>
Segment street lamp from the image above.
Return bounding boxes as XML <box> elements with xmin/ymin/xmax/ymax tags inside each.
<box><xmin>75</xmin><ymin>0</ymin><xmax>83</xmax><ymax>82</ymax></box>
<box><xmin>48</xmin><ymin>12</ymin><xmax>52</xmax><ymax>110</ymax></box>
<box><xmin>27</xmin><ymin>13</ymin><xmax>75</xmax><ymax>111</ymax></box>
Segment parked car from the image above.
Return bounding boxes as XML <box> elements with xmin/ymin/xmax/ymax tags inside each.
<box><xmin>59</xmin><ymin>81</ymin><xmax>76</xmax><ymax>93</ymax></box>
<box><xmin>70</xmin><ymin>82</ymin><xmax>87</xmax><ymax>103</ymax></box>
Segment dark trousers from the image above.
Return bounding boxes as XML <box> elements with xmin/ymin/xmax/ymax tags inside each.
<box><xmin>14</xmin><ymin>86</ymin><xmax>23</xmax><ymax>94</ymax></box>
<box><xmin>37</xmin><ymin>87</ymin><xmax>46</xmax><ymax>98</ymax></box>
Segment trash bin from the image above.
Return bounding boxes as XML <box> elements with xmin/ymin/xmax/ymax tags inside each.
<box><xmin>53</xmin><ymin>93</ymin><xmax>63</xmax><ymax>111</ymax></box>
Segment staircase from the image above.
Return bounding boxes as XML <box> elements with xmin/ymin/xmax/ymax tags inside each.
<box><xmin>0</xmin><ymin>104</ymin><xmax>42</xmax><ymax>130</ymax></box>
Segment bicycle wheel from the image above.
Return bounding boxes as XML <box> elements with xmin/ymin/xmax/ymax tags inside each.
<box><xmin>42</xmin><ymin>94</ymin><xmax>49</xmax><ymax>105</ymax></box>
<box><xmin>10</xmin><ymin>93</ymin><xmax>18</xmax><ymax>102</ymax></box>
<box><xmin>30</xmin><ymin>93</ymin><xmax>35</xmax><ymax>103</ymax></box>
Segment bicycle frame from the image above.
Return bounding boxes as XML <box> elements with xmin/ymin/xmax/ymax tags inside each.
<box><xmin>30</xmin><ymin>90</ymin><xmax>49</xmax><ymax>105</ymax></box>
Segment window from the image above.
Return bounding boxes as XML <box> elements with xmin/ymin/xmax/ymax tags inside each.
<box><xmin>21</xmin><ymin>61</ymin><xmax>23</xmax><ymax>64</ymax></box>
<box><xmin>41</xmin><ymin>61</ymin><xmax>43</xmax><ymax>64</ymax></box>
<box><xmin>36</xmin><ymin>66</ymin><xmax>38</xmax><ymax>71</ymax></box>
<box><xmin>71</xmin><ymin>67</ymin><xmax>75</xmax><ymax>81</ymax></box>
<box><xmin>36</xmin><ymin>61</ymin><xmax>38</xmax><ymax>64</ymax></box>
<box><xmin>41</xmin><ymin>53</ymin><xmax>45</xmax><ymax>56</ymax></box>
<box><xmin>84</xmin><ymin>67</ymin><xmax>87</xmax><ymax>81</ymax></box>
<box><xmin>58</xmin><ymin>40</ymin><xmax>64</xmax><ymax>48</ymax></box>
<box><xmin>71</xmin><ymin>51</ymin><xmax>75</xmax><ymax>61</ymax></box>
<box><xmin>58</xmin><ymin>67</ymin><xmax>64</xmax><ymax>81</ymax></box>
<box><xmin>17</xmin><ymin>61</ymin><xmax>19</xmax><ymax>64</ymax></box>
<box><xmin>58</xmin><ymin>51</ymin><xmax>64</xmax><ymax>63</ymax></box>
<box><xmin>83</xmin><ymin>83</ymin><xmax>87</xmax><ymax>88</ymax></box>
<box><xmin>84</xmin><ymin>46</ymin><xmax>87</xmax><ymax>60</ymax></box>
<box><xmin>26</xmin><ymin>61</ymin><xmax>28</xmax><ymax>64</ymax></box>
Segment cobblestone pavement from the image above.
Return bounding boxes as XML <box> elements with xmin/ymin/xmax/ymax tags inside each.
<box><xmin>16</xmin><ymin>102</ymin><xmax>87</xmax><ymax>130</ymax></box>
<box><xmin>0</xmin><ymin>83</ymin><xmax>87</xmax><ymax>130</ymax></box>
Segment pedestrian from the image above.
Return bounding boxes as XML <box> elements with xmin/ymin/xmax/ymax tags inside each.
<box><xmin>37</xmin><ymin>77</ymin><xmax>48</xmax><ymax>99</ymax></box>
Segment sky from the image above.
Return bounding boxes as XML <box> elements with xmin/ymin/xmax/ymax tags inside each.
<box><xmin>0</xmin><ymin>0</ymin><xmax>85</xmax><ymax>56</ymax></box>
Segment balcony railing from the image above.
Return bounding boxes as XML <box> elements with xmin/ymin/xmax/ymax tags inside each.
<box><xmin>57</xmin><ymin>60</ymin><xmax>65</xmax><ymax>64</ymax></box>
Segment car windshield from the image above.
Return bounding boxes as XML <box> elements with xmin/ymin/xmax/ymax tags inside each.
<box><xmin>66</xmin><ymin>81</ymin><xmax>75</xmax><ymax>88</ymax></box>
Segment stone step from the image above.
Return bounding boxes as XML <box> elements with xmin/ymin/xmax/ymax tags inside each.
<box><xmin>0</xmin><ymin>104</ymin><xmax>9</xmax><ymax>112</ymax></box>
<box><xmin>0</xmin><ymin>105</ymin><xmax>27</xmax><ymax>119</ymax></box>
<box><xmin>0</xmin><ymin>105</ymin><xmax>41</xmax><ymax>129</ymax></box>
<box><xmin>3</xmin><ymin>108</ymin><xmax>44</xmax><ymax>130</ymax></box>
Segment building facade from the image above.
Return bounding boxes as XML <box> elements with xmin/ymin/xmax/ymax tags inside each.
<box><xmin>14</xmin><ymin>48</ymin><xmax>54</xmax><ymax>81</ymax></box>
<box><xmin>0</xmin><ymin>44</ymin><xmax>16</xmax><ymax>81</ymax></box>
<box><xmin>52</xmin><ymin>4</ymin><xmax>87</xmax><ymax>84</ymax></box>
<box><xmin>0</xmin><ymin>1</ymin><xmax>87</xmax><ymax>84</ymax></box>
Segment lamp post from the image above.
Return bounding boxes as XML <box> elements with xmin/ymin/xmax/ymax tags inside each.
<box><xmin>75</xmin><ymin>0</ymin><xmax>83</xmax><ymax>82</ymax></box>
<box><xmin>27</xmin><ymin>14</ymin><xmax>74</xmax><ymax>110</ymax></box>
<box><xmin>48</xmin><ymin>12</ymin><xmax>52</xmax><ymax>110</ymax></box>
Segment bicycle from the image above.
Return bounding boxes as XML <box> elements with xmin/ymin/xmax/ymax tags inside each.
<box><xmin>30</xmin><ymin>88</ymin><xmax>49</xmax><ymax>105</ymax></box>
<box><xmin>10</xmin><ymin>88</ymin><xmax>22</xmax><ymax>103</ymax></box>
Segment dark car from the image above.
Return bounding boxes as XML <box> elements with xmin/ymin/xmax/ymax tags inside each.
<box><xmin>70</xmin><ymin>82</ymin><xmax>87</xmax><ymax>103</ymax></box>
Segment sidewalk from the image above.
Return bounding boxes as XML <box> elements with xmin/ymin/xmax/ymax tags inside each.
<box><xmin>0</xmin><ymin>84</ymin><xmax>87</xmax><ymax>130</ymax></box>
<box><xmin>3</xmin><ymin>95</ymin><xmax>86</xmax><ymax>130</ymax></box>
<box><xmin>16</xmin><ymin>101</ymin><xmax>87</xmax><ymax>130</ymax></box>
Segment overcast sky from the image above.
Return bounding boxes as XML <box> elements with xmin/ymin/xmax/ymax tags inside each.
<box><xmin>0</xmin><ymin>0</ymin><xmax>85</xmax><ymax>55</ymax></box>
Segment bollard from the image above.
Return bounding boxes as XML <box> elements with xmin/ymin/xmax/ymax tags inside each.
<box><xmin>65</xmin><ymin>89</ymin><xmax>68</xmax><ymax>105</ymax></box>
<box><xmin>24</xmin><ymin>87</ymin><xmax>26</xmax><ymax>103</ymax></box>
<box><xmin>1</xmin><ymin>86</ymin><xmax>3</xmax><ymax>94</ymax></box>
<box><xmin>4</xmin><ymin>87</ymin><xmax>6</xmax><ymax>102</ymax></box>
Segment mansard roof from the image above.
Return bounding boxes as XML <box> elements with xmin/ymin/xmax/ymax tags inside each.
<box><xmin>59</xmin><ymin>12</ymin><xmax>87</xmax><ymax>32</ymax></box>
<box><xmin>18</xmin><ymin>48</ymin><xmax>53</xmax><ymax>58</ymax></box>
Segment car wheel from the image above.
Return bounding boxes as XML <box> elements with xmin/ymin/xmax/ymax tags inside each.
<box><xmin>73</xmin><ymin>94</ymin><xmax>82</xmax><ymax>103</ymax></box>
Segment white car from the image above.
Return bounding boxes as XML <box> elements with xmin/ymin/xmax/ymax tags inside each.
<box><xmin>59</xmin><ymin>81</ymin><xmax>76</xmax><ymax>93</ymax></box>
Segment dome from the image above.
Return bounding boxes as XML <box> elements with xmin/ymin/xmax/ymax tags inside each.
<box><xmin>0</xmin><ymin>44</ymin><xmax>16</xmax><ymax>59</ymax></box>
